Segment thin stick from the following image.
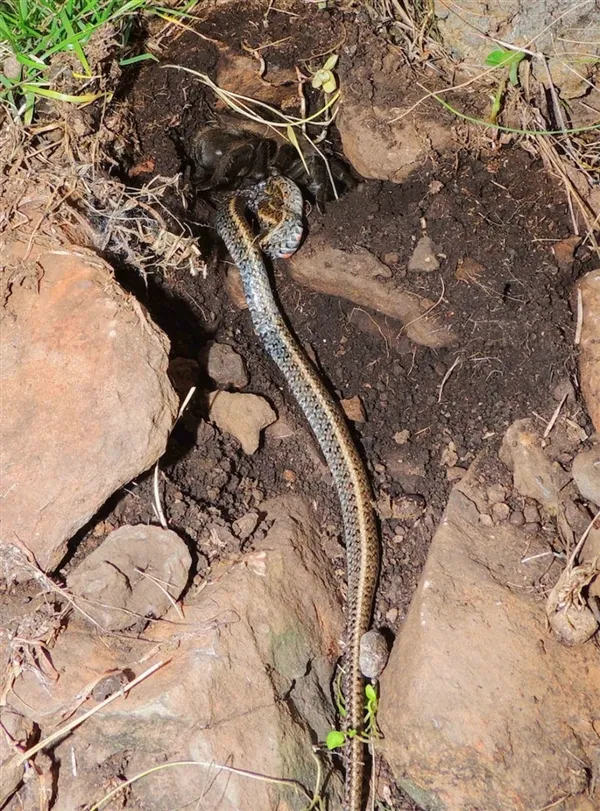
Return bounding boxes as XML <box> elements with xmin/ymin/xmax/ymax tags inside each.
<box><xmin>575</xmin><ymin>287</ymin><xmax>583</xmax><ymax>345</ymax></box>
<box><xmin>438</xmin><ymin>356</ymin><xmax>461</xmax><ymax>403</ymax></box>
<box><xmin>543</xmin><ymin>393</ymin><xmax>568</xmax><ymax>438</ymax></box>
<box><xmin>152</xmin><ymin>463</ymin><xmax>168</xmax><ymax>530</ymax></box>
<box><xmin>16</xmin><ymin>661</ymin><xmax>168</xmax><ymax>766</ymax></box>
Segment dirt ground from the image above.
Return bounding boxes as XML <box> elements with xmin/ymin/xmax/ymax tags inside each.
<box><xmin>4</xmin><ymin>1</ymin><xmax>596</xmax><ymax>808</ymax></box>
<box><xmin>74</xmin><ymin>1</ymin><xmax>591</xmax><ymax>626</ymax></box>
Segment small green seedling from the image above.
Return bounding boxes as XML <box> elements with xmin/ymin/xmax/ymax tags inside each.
<box><xmin>325</xmin><ymin>682</ymin><xmax>380</xmax><ymax>750</ymax></box>
<box><xmin>483</xmin><ymin>47</ymin><xmax>526</xmax><ymax>124</ymax></box>
<box><xmin>364</xmin><ymin>682</ymin><xmax>381</xmax><ymax>739</ymax></box>
<box><xmin>485</xmin><ymin>47</ymin><xmax>526</xmax><ymax>87</ymax></box>
<box><xmin>311</xmin><ymin>54</ymin><xmax>338</xmax><ymax>95</ymax></box>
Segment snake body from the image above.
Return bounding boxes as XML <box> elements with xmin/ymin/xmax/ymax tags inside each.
<box><xmin>216</xmin><ymin>175</ymin><xmax>379</xmax><ymax>811</ymax></box>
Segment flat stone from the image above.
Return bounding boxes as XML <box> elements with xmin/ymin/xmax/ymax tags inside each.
<box><xmin>68</xmin><ymin>525</ymin><xmax>192</xmax><ymax>631</ymax></box>
<box><xmin>379</xmin><ymin>455</ymin><xmax>600</xmax><ymax>810</ymax></box>
<box><xmin>8</xmin><ymin>498</ymin><xmax>344</xmax><ymax>811</ymax></box>
<box><xmin>288</xmin><ymin>236</ymin><xmax>456</xmax><ymax>348</ymax></box>
<box><xmin>0</xmin><ymin>241</ymin><xmax>178</xmax><ymax>571</ymax></box>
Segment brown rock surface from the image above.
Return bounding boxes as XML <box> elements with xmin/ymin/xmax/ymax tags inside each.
<box><xmin>338</xmin><ymin>100</ymin><xmax>456</xmax><ymax>184</ymax></box>
<box><xmin>208</xmin><ymin>390</ymin><xmax>277</xmax><ymax>453</ymax></box>
<box><xmin>67</xmin><ymin>524</ymin><xmax>192</xmax><ymax>631</ymax></box>
<box><xmin>0</xmin><ymin>241</ymin><xmax>178</xmax><ymax>571</ymax></box>
<box><xmin>379</xmin><ymin>455</ymin><xmax>600</xmax><ymax>810</ymax></box>
<box><xmin>577</xmin><ymin>270</ymin><xmax>600</xmax><ymax>432</ymax></box>
<box><xmin>8</xmin><ymin>498</ymin><xmax>344</xmax><ymax>811</ymax></box>
<box><xmin>288</xmin><ymin>236</ymin><xmax>455</xmax><ymax>348</ymax></box>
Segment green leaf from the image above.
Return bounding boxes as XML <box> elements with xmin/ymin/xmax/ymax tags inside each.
<box><xmin>326</xmin><ymin>730</ymin><xmax>346</xmax><ymax>750</ymax></box>
<box><xmin>365</xmin><ymin>683</ymin><xmax>377</xmax><ymax>702</ymax></box>
<box><xmin>119</xmin><ymin>52</ymin><xmax>159</xmax><ymax>66</ymax></box>
<box><xmin>484</xmin><ymin>47</ymin><xmax>526</xmax><ymax>86</ymax></box>
<box><xmin>508</xmin><ymin>53</ymin><xmax>525</xmax><ymax>86</ymax></box>
<box><xmin>485</xmin><ymin>48</ymin><xmax>513</xmax><ymax>68</ymax></box>
<box><xmin>322</xmin><ymin>54</ymin><xmax>338</xmax><ymax>71</ymax></box>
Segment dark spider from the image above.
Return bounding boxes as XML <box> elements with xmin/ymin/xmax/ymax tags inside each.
<box><xmin>188</xmin><ymin>121</ymin><xmax>357</xmax><ymax>206</ymax></box>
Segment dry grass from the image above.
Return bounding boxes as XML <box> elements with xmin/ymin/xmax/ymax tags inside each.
<box><xmin>362</xmin><ymin>0</ymin><xmax>600</xmax><ymax>254</ymax></box>
<box><xmin>0</xmin><ymin>110</ymin><xmax>206</xmax><ymax>278</ymax></box>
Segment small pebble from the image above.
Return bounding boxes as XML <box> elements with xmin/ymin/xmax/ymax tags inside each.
<box><xmin>385</xmin><ymin>608</ymin><xmax>398</xmax><ymax>624</ymax></box>
<box><xmin>233</xmin><ymin>511</ymin><xmax>259</xmax><ymax>540</ymax></box>
<box><xmin>202</xmin><ymin>342</ymin><xmax>249</xmax><ymax>390</ymax></box>
<box><xmin>408</xmin><ymin>235</ymin><xmax>440</xmax><ymax>273</ymax></box>
<box><xmin>487</xmin><ymin>483</ymin><xmax>507</xmax><ymax>505</ymax></box>
<box><xmin>492</xmin><ymin>502</ymin><xmax>510</xmax><ymax>522</ymax></box>
<box><xmin>341</xmin><ymin>395</ymin><xmax>366</xmax><ymax>423</ymax></box>
<box><xmin>283</xmin><ymin>469</ymin><xmax>297</xmax><ymax>483</ymax></box>
<box><xmin>359</xmin><ymin>629</ymin><xmax>390</xmax><ymax>680</ymax></box>
<box><xmin>523</xmin><ymin>504</ymin><xmax>541</xmax><ymax>523</ymax></box>
<box><xmin>524</xmin><ymin>522</ymin><xmax>540</xmax><ymax>534</ymax></box>
<box><xmin>393</xmin><ymin>429</ymin><xmax>410</xmax><ymax>445</ymax></box>
<box><xmin>479</xmin><ymin>513</ymin><xmax>494</xmax><ymax>527</ymax></box>
<box><xmin>447</xmin><ymin>466</ymin><xmax>467</xmax><ymax>482</ymax></box>
<box><xmin>509</xmin><ymin>509</ymin><xmax>525</xmax><ymax>527</ymax></box>
<box><xmin>92</xmin><ymin>671</ymin><xmax>130</xmax><ymax>702</ymax></box>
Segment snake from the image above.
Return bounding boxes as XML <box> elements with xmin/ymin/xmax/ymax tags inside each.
<box><xmin>215</xmin><ymin>174</ymin><xmax>380</xmax><ymax>811</ymax></box>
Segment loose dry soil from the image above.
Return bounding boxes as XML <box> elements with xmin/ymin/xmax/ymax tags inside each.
<box><xmin>81</xmin><ymin>1</ymin><xmax>593</xmax><ymax>623</ymax></box>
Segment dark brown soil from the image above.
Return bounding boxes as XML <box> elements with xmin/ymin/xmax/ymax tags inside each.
<box><xmin>56</xmin><ymin>2</ymin><xmax>594</xmax><ymax>807</ymax></box>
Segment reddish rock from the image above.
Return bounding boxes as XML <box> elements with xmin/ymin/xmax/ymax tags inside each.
<box><xmin>216</xmin><ymin>53</ymin><xmax>299</xmax><ymax>111</ymax></box>
<box><xmin>208</xmin><ymin>390</ymin><xmax>277</xmax><ymax>454</ymax></box>
<box><xmin>341</xmin><ymin>395</ymin><xmax>366</xmax><ymax>423</ymax></box>
<box><xmin>0</xmin><ymin>241</ymin><xmax>178</xmax><ymax>571</ymax></box>
<box><xmin>8</xmin><ymin>498</ymin><xmax>344</xmax><ymax>811</ymax></box>
<box><xmin>338</xmin><ymin>99</ymin><xmax>456</xmax><ymax>184</ymax></box>
<box><xmin>379</xmin><ymin>456</ymin><xmax>600</xmax><ymax>810</ymax></box>
<box><xmin>288</xmin><ymin>236</ymin><xmax>456</xmax><ymax>348</ymax></box>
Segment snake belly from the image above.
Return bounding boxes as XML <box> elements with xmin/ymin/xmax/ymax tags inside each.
<box><xmin>215</xmin><ymin>175</ymin><xmax>379</xmax><ymax>811</ymax></box>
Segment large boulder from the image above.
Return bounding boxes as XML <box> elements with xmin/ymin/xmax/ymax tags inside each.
<box><xmin>0</xmin><ymin>240</ymin><xmax>178</xmax><ymax>570</ymax></box>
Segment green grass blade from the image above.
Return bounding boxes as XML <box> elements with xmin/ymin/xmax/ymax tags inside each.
<box><xmin>119</xmin><ymin>52</ymin><xmax>158</xmax><ymax>66</ymax></box>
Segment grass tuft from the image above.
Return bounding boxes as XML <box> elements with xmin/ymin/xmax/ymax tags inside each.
<box><xmin>0</xmin><ymin>0</ymin><xmax>196</xmax><ymax>121</ymax></box>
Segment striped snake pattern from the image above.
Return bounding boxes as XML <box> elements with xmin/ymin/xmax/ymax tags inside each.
<box><xmin>215</xmin><ymin>175</ymin><xmax>379</xmax><ymax>811</ymax></box>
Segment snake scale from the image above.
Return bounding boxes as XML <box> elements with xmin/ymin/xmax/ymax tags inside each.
<box><xmin>215</xmin><ymin>174</ymin><xmax>379</xmax><ymax>811</ymax></box>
